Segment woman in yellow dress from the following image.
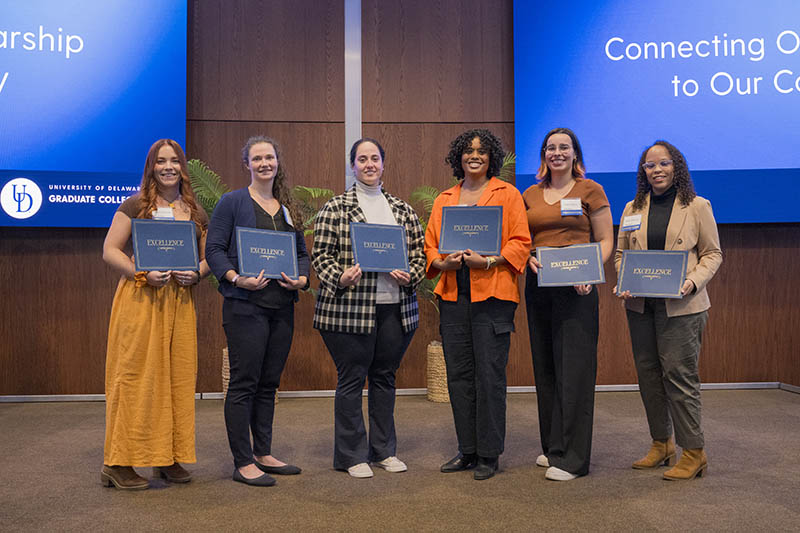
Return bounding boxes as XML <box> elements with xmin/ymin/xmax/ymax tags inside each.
<box><xmin>101</xmin><ymin>139</ymin><xmax>209</xmax><ymax>490</ymax></box>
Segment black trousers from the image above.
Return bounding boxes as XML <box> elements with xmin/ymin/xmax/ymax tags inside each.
<box><xmin>319</xmin><ymin>304</ymin><xmax>414</xmax><ymax>470</ymax></box>
<box><xmin>439</xmin><ymin>293</ymin><xmax>517</xmax><ymax>458</ymax></box>
<box><xmin>222</xmin><ymin>298</ymin><xmax>294</xmax><ymax>468</ymax></box>
<box><xmin>525</xmin><ymin>271</ymin><xmax>598</xmax><ymax>476</ymax></box>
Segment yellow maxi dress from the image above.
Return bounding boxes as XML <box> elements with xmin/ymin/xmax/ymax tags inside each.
<box><xmin>103</xmin><ymin>276</ymin><xmax>198</xmax><ymax>467</ymax></box>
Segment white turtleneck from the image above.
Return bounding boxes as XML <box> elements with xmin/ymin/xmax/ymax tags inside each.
<box><xmin>355</xmin><ymin>180</ymin><xmax>400</xmax><ymax>304</ymax></box>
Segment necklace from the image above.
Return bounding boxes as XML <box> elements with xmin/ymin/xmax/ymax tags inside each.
<box><xmin>158</xmin><ymin>194</ymin><xmax>181</xmax><ymax>208</ymax></box>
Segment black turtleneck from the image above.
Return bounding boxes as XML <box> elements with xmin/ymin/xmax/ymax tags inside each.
<box><xmin>647</xmin><ymin>185</ymin><xmax>677</xmax><ymax>250</ymax></box>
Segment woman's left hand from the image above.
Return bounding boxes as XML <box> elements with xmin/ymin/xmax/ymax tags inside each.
<box><xmin>574</xmin><ymin>284</ymin><xmax>592</xmax><ymax>296</ymax></box>
<box><xmin>462</xmin><ymin>249</ymin><xmax>486</xmax><ymax>269</ymax></box>
<box><xmin>680</xmin><ymin>278</ymin><xmax>696</xmax><ymax>296</ymax></box>
<box><xmin>172</xmin><ymin>270</ymin><xmax>199</xmax><ymax>286</ymax></box>
<box><xmin>277</xmin><ymin>273</ymin><xmax>308</xmax><ymax>291</ymax></box>
<box><xmin>389</xmin><ymin>269</ymin><xmax>411</xmax><ymax>286</ymax></box>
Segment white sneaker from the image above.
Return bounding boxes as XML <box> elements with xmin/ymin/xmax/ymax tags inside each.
<box><xmin>536</xmin><ymin>454</ymin><xmax>549</xmax><ymax>468</ymax></box>
<box><xmin>347</xmin><ymin>463</ymin><xmax>374</xmax><ymax>478</ymax></box>
<box><xmin>373</xmin><ymin>456</ymin><xmax>407</xmax><ymax>473</ymax></box>
<box><xmin>545</xmin><ymin>466</ymin><xmax>577</xmax><ymax>481</ymax></box>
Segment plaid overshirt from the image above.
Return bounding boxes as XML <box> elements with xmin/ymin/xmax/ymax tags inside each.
<box><xmin>312</xmin><ymin>186</ymin><xmax>426</xmax><ymax>334</ymax></box>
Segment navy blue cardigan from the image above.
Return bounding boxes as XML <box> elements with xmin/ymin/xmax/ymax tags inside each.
<box><xmin>205</xmin><ymin>187</ymin><xmax>310</xmax><ymax>300</ymax></box>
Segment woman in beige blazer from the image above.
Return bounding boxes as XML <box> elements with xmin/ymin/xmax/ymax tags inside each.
<box><xmin>615</xmin><ymin>140</ymin><xmax>722</xmax><ymax>480</ymax></box>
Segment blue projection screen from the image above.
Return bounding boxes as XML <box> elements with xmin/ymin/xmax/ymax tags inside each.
<box><xmin>514</xmin><ymin>0</ymin><xmax>800</xmax><ymax>223</ymax></box>
<box><xmin>0</xmin><ymin>1</ymin><xmax>186</xmax><ymax>227</ymax></box>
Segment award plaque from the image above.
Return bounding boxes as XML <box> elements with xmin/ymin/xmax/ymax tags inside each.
<box><xmin>438</xmin><ymin>205</ymin><xmax>502</xmax><ymax>255</ymax></box>
<box><xmin>236</xmin><ymin>227</ymin><xmax>299</xmax><ymax>279</ymax></box>
<box><xmin>132</xmin><ymin>219</ymin><xmax>199</xmax><ymax>271</ymax></box>
<box><xmin>350</xmin><ymin>222</ymin><xmax>409</xmax><ymax>273</ymax></box>
<box><xmin>617</xmin><ymin>250</ymin><xmax>689</xmax><ymax>298</ymax></box>
<box><xmin>536</xmin><ymin>243</ymin><xmax>605</xmax><ymax>286</ymax></box>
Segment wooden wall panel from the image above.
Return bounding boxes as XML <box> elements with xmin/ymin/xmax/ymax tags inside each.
<box><xmin>362</xmin><ymin>0</ymin><xmax>514</xmax><ymax>123</ymax></box>
<box><xmin>2</xmin><ymin>0</ymin><xmax>798</xmax><ymax>396</ymax></box>
<box><xmin>0</xmin><ymin>228</ymin><xmax>114</xmax><ymax>394</ymax></box>
<box><xmin>188</xmin><ymin>0</ymin><xmax>344</xmax><ymax>122</ymax></box>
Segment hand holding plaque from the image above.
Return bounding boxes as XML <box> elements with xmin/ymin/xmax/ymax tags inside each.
<box><xmin>536</xmin><ymin>243</ymin><xmax>605</xmax><ymax>287</ymax></box>
<box><xmin>131</xmin><ymin>219</ymin><xmax>199</xmax><ymax>272</ymax></box>
<box><xmin>438</xmin><ymin>206</ymin><xmax>502</xmax><ymax>256</ymax></box>
<box><xmin>617</xmin><ymin>250</ymin><xmax>688</xmax><ymax>298</ymax></box>
<box><xmin>350</xmin><ymin>223</ymin><xmax>409</xmax><ymax>273</ymax></box>
<box><xmin>236</xmin><ymin>227</ymin><xmax>299</xmax><ymax>279</ymax></box>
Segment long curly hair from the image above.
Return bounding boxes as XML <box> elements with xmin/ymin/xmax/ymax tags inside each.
<box><xmin>136</xmin><ymin>139</ymin><xmax>205</xmax><ymax>233</ymax></box>
<box><xmin>536</xmin><ymin>127</ymin><xmax>586</xmax><ymax>185</ymax></box>
<box><xmin>445</xmin><ymin>129</ymin><xmax>505</xmax><ymax>180</ymax></box>
<box><xmin>632</xmin><ymin>140</ymin><xmax>696</xmax><ymax>211</ymax></box>
<box><xmin>241</xmin><ymin>135</ymin><xmax>304</xmax><ymax>230</ymax></box>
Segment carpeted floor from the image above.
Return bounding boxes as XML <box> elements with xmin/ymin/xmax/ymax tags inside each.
<box><xmin>1</xmin><ymin>389</ymin><xmax>798</xmax><ymax>532</ymax></box>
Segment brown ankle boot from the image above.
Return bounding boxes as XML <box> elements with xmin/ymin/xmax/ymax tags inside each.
<box><xmin>632</xmin><ymin>439</ymin><xmax>676</xmax><ymax>469</ymax></box>
<box><xmin>101</xmin><ymin>465</ymin><xmax>149</xmax><ymax>490</ymax></box>
<box><xmin>156</xmin><ymin>462</ymin><xmax>192</xmax><ymax>483</ymax></box>
<box><xmin>663</xmin><ymin>448</ymin><xmax>707</xmax><ymax>480</ymax></box>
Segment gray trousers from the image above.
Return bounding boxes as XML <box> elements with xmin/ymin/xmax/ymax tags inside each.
<box><xmin>626</xmin><ymin>298</ymin><xmax>707</xmax><ymax>449</ymax></box>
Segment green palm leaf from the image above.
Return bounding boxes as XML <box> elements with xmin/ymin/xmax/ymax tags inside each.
<box><xmin>187</xmin><ymin>159</ymin><xmax>230</xmax><ymax>217</ymax></box>
<box><xmin>498</xmin><ymin>151</ymin><xmax>516</xmax><ymax>183</ymax></box>
<box><xmin>410</xmin><ymin>185</ymin><xmax>441</xmax><ymax>218</ymax></box>
<box><xmin>292</xmin><ymin>185</ymin><xmax>334</xmax><ymax>236</ymax></box>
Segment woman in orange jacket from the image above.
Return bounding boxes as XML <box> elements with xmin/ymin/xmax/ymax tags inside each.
<box><xmin>424</xmin><ymin>129</ymin><xmax>530</xmax><ymax>480</ymax></box>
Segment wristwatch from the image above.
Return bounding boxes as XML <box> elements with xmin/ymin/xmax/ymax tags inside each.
<box><xmin>485</xmin><ymin>256</ymin><xmax>497</xmax><ymax>270</ymax></box>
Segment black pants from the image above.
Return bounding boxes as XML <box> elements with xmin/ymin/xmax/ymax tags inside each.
<box><xmin>525</xmin><ymin>271</ymin><xmax>598</xmax><ymax>476</ymax></box>
<box><xmin>319</xmin><ymin>304</ymin><xmax>414</xmax><ymax>470</ymax></box>
<box><xmin>439</xmin><ymin>293</ymin><xmax>517</xmax><ymax>458</ymax></box>
<box><xmin>222</xmin><ymin>298</ymin><xmax>294</xmax><ymax>468</ymax></box>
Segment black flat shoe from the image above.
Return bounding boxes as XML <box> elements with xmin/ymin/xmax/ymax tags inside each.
<box><xmin>473</xmin><ymin>456</ymin><xmax>499</xmax><ymax>480</ymax></box>
<box><xmin>232</xmin><ymin>469</ymin><xmax>276</xmax><ymax>487</ymax></box>
<box><xmin>440</xmin><ymin>453</ymin><xmax>477</xmax><ymax>473</ymax></box>
<box><xmin>255</xmin><ymin>462</ymin><xmax>302</xmax><ymax>475</ymax></box>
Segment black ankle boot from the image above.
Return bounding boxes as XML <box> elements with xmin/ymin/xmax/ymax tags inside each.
<box><xmin>440</xmin><ymin>453</ymin><xmax>478</xmax><ymax>473</ymax></box>
<box><xmin>473</xmin><ymin>456</ymin><xmax>499</xmax><ymax>480</ymax></box>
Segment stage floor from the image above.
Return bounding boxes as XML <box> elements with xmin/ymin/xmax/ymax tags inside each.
<box><xmin>1</xmin><ymin>390</ymin><xmax>798</xmax><ymax>531</ymax></box>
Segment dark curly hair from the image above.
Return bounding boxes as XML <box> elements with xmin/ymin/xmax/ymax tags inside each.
<box><xmin>632</xmin><ymin>140</ymin><xmax>696</xmax><ymax>211</ymax></box>
<box><xmin>536</xmin><ymin>127</ymin><xmax>586</xmax><ymax>185</ymax></box>
<box><xmin>241</xmin><ymin>135</ymin><xmax>304</xmax><ymax>230</ymax></box>
<box><xmin>349</xmin><ymin>138</ymin><xmax>386</xmax><ymax>166</ymax></box>
<box><xmin>445</xmin><ymin>129</ymin><xmax>505</xmax><ymax>180</ymax></box>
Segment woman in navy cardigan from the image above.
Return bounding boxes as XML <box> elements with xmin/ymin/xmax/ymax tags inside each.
<box><xmin>206</xmin><ymin>135</ymin><xmax>309</xmax><ymax>487</ymax></box>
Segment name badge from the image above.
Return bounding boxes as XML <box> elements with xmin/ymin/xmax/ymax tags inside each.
<box><xmin>560</xmin><ymin>198</ymin><xmax>582</xmax><ymax>216</ymax></box>
<box><xmin>152</xmin><ymin>207</ymin><xmax>175</xmax><ymax>220</ymax></box>
<box><xmin>621</xmin><ymin>214</ymin><xmax>642</xmax><ymax>231</ymax></box>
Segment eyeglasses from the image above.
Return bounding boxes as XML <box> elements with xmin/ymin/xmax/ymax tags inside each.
<box><xmin>642</xmin><ymin>160</ymin><xmax>673</xmax><ymax>171</ymax></box>
<box><xmin>544</xmin><ymin>144</ymin><xmax>573</xmax><ymax>154</ymax></box>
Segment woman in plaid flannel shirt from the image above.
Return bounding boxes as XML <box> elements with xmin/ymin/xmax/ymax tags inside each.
<box><xmin>312</xmin><ymin>138</ymin><xmax>426</xmax><ymax>478</ymax></box>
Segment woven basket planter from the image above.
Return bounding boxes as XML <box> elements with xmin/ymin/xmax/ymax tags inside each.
<box><xmin>222</xmin><ymin>347</ymin><xmax>230</xmax><ymax>399</ymax></box>
<box><xmin>221</xmin><ymin>347</ymin><xmax>277</xmax><ymax>403</ymax></box>
<box><xmin>426</xmin><ymin>340</ymin><xmax>450</xmax><ymax>403</ymax></box>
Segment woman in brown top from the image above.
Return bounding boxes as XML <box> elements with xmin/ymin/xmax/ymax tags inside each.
<box><xmin>523</xmin><ymin>128</ymin><xmax>613</xmax><ymax>481</ymax></box>
<box><xmin>101</xmin><ymin>139</ymin><xmax>209</xmax><ymax>490</ymax></box>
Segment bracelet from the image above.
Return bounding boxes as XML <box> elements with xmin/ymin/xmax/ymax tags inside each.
<box><xmin>485</xmin><ymin>256</ymin><xmax>496</xmax><ymax>270</ymax></box>
<box><xmin>231</xmin><ymin>274</ymin><xmax>240</xmax><ymax>287</ymax></box>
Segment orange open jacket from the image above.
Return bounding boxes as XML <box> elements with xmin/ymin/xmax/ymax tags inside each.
<box><xmin>424</xmin><ymin>177</ymin><xmax>531</xmax><ymax>303</ymax></box>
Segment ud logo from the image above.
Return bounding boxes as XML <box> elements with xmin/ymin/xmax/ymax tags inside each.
<box><xmin>1</xmin><ymin>178</ymin><xmax>43</xmax><ymax>219</ymax></box>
